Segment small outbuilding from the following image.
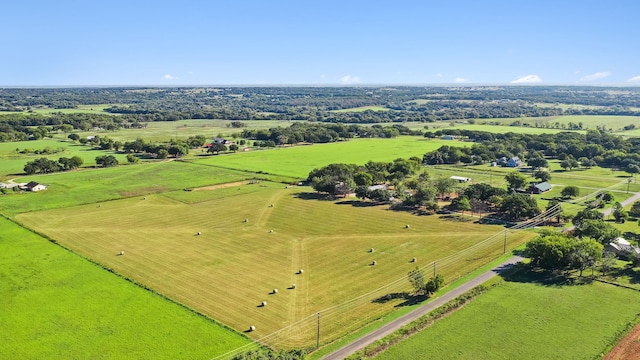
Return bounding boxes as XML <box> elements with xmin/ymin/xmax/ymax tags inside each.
<box><xmin>528</xmin><ymin>182</ymin><xmax>552</xmax><ymax>194</ymax></box>
<box><xmin>21</xmin><ymin>181</ymin><xmax>47</xmax><ymax>192</ymax></box>
<box><xmin>450</xmin><ymin>176</ymin><xmax>471</xmax><ymax>183</ymax></box>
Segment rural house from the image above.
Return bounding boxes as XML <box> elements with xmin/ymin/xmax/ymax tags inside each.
<box><xmin>20</xmin><ymin>181</ymin><xmax>47</xmax><ymax>192</ymax></box>
<box><xmin>506</xmin><ymin>156</ymin><xmax>522</xmax><ymax>167</ymax></box>
<box><xmin>605</xmin><ymin>238</ymin><xmax>640</xmax><ymax>259</ymax></box>
<box><xmin>367</xmin><ymin>184</ymin><xmax>389</xmax><ymax>191</ymax></box>
<box><xmin>528</xmin><ymin>182</ymin><xmax>551</xmax><ymax>194</ymax></box>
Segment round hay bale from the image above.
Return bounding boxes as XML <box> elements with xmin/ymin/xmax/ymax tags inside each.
<box><xmin>369</xmin><ymin>248</ymin><xmax>374</xmax><ymax>253</ymax></box>
<box><xmin>197</xmin><ymin>231</ymin><xmax>201</xmax><ymax>236</ymax></box>
<box><xmin>269</xmin><ymin>203</ymin><xmax>274</xmax><ymax>207</ymax></box>
<box><xmin>298</xmin><ymin>269</ymin><xmax>304</xmax><ymax>274</ymax></box>
<box><xmin>269</xmin><ymin>230</ymin><xmax>273</xmax><ymax>233</ymax></box>
<box><xmin>143</xmin><ymin>197</ymin><xmax>146</xmax><ymax>200</ymax></box>
<box><xmin>119</xmin><ymin>251</ymin><xmax>125</xmax><ymax>256</ymax></box>
<box><xmin>272</xmin><ymin>289</ymin><xmax>278</xmax><ymax>294</ymax></box>
<box><xmin>249</xmin><ymin>325</ymin><xmax>256</xmax><ymax>332</ymax></box>
<box><xmin>291</xmin><ymin>284</ymin><xmax>296</xmax><ymax>289</ymax></box>
<box><xmin>261</xmin><ymin>301</ymin><xmax>267</xmax><ymax>307</ymax></box>
<box><xmin>243</xmin><ymin>218</ymin><xmax>249</xmax><ymax>223</ymax></box>
<box><xmin>411</xmin><ymin>257</ymin><xmax>417</xmax><ymax>263</ymax></box>
<box><xmin>97</xmin><ymin>204</ymin><xmax>101</xmax><ymax>208</ymax></box>
<box><xmin>405</xmin><ymin>224</ymin><xmax>410</xmax><ymax>229</ymax></box>
<box><xmin>371</xmin><ymin>260</ymin><xmax>377</xmax><ymax>266</ymax></box>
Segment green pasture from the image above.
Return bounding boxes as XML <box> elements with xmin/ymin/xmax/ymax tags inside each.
<box><xmin>0</xmin><ymin>139</ymin><xmax>129</xmax><ymax>178</ymax></box>
<box><xmin>0</xmin><ymin>217</ymin><xmax>249</xmax><ymax>359</ymax></box>
<box><xmin>55</xmin><ymin>119</ymin><xmax>296</xmax><ymax>143</ymax></box>
<box><xmin>375</xmin><ymin>271</ymin><xmax>640</xmax><ymax>360</ymax></box>
<box><xmin>1</xmin><ymin>104</ymin><xmax>112</xmax><ymax>115</ymax></box>
<box><xmin>0</xmin><ymin>161</ymin><xmax>250</xmax><ymax>215</ymax></box>
<box><xmin>434</xmin><ymin>124</ymin><xmax>569</xmax><ymax>135</ymax></box>
<box><xmin>17</xmin><ymin>185</ymin><xmax>535</xmax><ymax>348</ymax></box>
<box><xmin>191</xmin><ymin>137</ymin><xmax>469</xmax><ymax>179</ymax></box>
<box><xmin>332</xmin><ymin>106</ymin><xmax>390</xmax><ymax>113</ymax></box>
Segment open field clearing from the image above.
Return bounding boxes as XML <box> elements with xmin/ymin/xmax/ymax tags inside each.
<box><xmin>374</xmin><ymin>271</ymin><xmax>640</xmax><ymax>360</ymax></box>
<box><xmin>433</xmin><ymin>124</ymin><xmax>570</xmax><ymax>135</ymax></box>
<box><xmin>17</xmin><ymin>185</ymin><xmax>535</xmax><ymax>349</ymax></box>
<box><xmin>332</xmin><ymin>106</ymin><xmax>390</xmax><ymax>113</ymax></box>
<box><xmin>0</xmin><ymin>217</ymin><xmax>249</xmax><ymax>359</ymax></box>
<box><xmin>1</xmin><ymin>104</ymin><xmax>113</xmax><ymax>115</ymax></box>
<box><xmin>191</xmin><ymin>137</ymin><xmax>469</xmax><ymax>179</ymax></box>
<box><xmin>0</xmin><ymin>161</ymin><xmax>250</xmax><ymax>215</ymax></box>
<box><xmin>53</xmin><ymin>119</ymin><xmax>297</xmax><ymax>143</ymax></box>
<box><xmin>0</xmin><ymin>139</ymin><xmax>129</xmax><ymax>178</ymax></box>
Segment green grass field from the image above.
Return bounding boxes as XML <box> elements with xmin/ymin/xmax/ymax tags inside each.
<box><xmin>433</xmin><ymin>124</ymin><xmax>570</xmax><ymax>135</ymax></box>
<box><xmin>1</xmin><ymin>104</ymin><xmax>113</xmax><ymax>115</ymax></box>
<box><xmin>16</xmin><ymin>184</ymin><xmax>535</xmax><ymax>348</ymax></box>
<box><xmin>191</xmin><ymin>137</ymin><xmax>469</xmax><ymax>179</ymax></box>
<box><xmin>332</xmin><ymin>106</ymin><xmax>390</xmax><ymax>113</ymax></box>
<box><xmin>54</xmin><ymin>119</ymin><xmax>296</xmax><ymax>143</ymax></box>
<box><xmin>0</xmin><ymin>161</ymin><xmax>251</xmax><ymax>215</ymax></box>
<box><xmin>0</xmin><ymin>217</ymin><xmax>249</xmax><ymax>359</ymax></box>
<box><xmin>0</xmin><ymin>139</ymin><xmax>129</xmax><ymax>179</ymax></box>
<box><xmin>374</xmin><ymin>271</ymin><xmax>640</xmax><ymax>359</ymax></box>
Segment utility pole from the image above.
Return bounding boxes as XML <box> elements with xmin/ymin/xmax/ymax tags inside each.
<box><xmin>503</xmin><ymin>230</ymin><xmax>507</xmax><ymax>254</ymax></box>
<box><xmin>627</xmin><ymin>178</ymin><xmax>632</xmax><ymax>194</ymax></box>
<box><xmin>316</xmin><ymin>313</ymin><xmax>320</xmax><ymax>349</ymax></box>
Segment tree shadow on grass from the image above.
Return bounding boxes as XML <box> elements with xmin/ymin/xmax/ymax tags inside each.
<box><xmin>623</xmin><ymin>232</ymin><xmax>640</xmax><ymax>243</ymax></box>
<box><xmin>293</xmin><ymin>192</ymin><xmax>333</xmax><ymax>201</ymax></box>
<box><xmin>371</xmin><ymin>292</ymin><xmax>430</xmax><ymax>307</ymax></box>
<box><xmin>499</xmin><ymin>263</ymin><xmax>592</xmax><ymax>287</ymax></box>
<box><xmin>335</xmin><ymin>200</ymin><xmax>380</xmax><ymax>208</ymax></box>
<box><xmin>439</xmin><ymin>214</ymin><xmax>474</xmax><ymax>222</ymax></box>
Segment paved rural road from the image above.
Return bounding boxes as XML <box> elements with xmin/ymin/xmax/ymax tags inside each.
<box><xmin>321</xmin><ymin>255</ymin><xmax>524</xmax><ymax>360</ymax></box>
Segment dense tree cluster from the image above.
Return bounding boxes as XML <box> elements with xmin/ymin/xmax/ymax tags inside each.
<box><xmin>0</xmin><ymin>112</ymin><xmax>147</xmax><ymax>142</ymax></box>
<box><xmin>24</xmin><ymin>156</ymin><xmax>83</xmax><ymax>174</ymax></box>
<box><xmin>239</xmin><ymin>123</ymin><xmax>419</xmax><ymax>145</ymax></box>
<box><xmin>423</xmin><ymin>129</ymin><xmax>640</xmax><ymax>170</ymax></box>
<box><xmin>526</xmin><ymin>234</ymin><xmax>603</xmax><ymax>276</ymax></box>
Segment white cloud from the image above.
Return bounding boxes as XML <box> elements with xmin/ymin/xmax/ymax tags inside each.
<box><xmin>627</xmin><ymin>76</ymin><xmax>640</xmax><ymax>83</ymax></box>
<box><xmin>511</xmin><ymin>75</ymin><xmax>543</xmax><ymax>84</ymax></box>
<box><xmin>340</xmin><ymin>75</ymin><xmax>361</xmax><ymax>84</ymax></box>
<box><xmin>454</xmin><ymin>77</ymin><xmax>467</xmax><ymax>83</ymax></box>
<box><xmin>580</xmin><ymin>71</ymin><xmax>611</xmax><ymax>81</ymax></box>
<box><xmin>162</xmin><ymin>74</ymin><xmax>177</xmax><ymax>80</ymax></box>
<box><xmin>435</xmin><ymin>73</ymin><xmax>443</xmax><ymax>78</ymax></box>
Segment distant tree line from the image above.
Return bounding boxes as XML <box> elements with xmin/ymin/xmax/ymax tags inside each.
<box><xmin>238</xmin><ymin>123</ymin><xmax>420</xmax><ymax>145</ymax></box>
<box><xmin>2</xmin><ymin>87</ymin><xmax>640</xmax><ymax>130</ymax></box>
<box><xmin>423</xmin><ymin>129</ymin><xmax>640</xmax><ymax>172</ymax></box>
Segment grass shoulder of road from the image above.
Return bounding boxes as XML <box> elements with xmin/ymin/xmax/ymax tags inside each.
<box><xmin>308</xmin><ymin>249</ymin><xmax>527</xmax><ymax>360</ymax></box>
<box><xmin>0</xmin><ymin>216</ymin><xmax>249</xmax><ymax>360</ymax></box>
<box><xmin>372</xmin><ymin>265</ymin><xmax>640</xmax><ymax>360</ymax></box>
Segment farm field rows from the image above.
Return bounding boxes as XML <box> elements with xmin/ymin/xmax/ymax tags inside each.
<box><xmin>0</xmin><ymin>217</ymin><xmax>249</xmax><ymax>359</ymax></box>
<box><xmin>16</xmin><ymin>183</ymin><xmax>536</xmax><ymax>348</ymax></box>
<box><xmin>374</xmin><ymin>270</ymin><xmax>640</xmax><ymax>360</ymax></box>
<box><xmin>191</xmin><ymin>137</ymin><xmax>469</xmax><ymax>179</ymax></box>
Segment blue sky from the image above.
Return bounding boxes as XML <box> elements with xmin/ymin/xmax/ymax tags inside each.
<box><xmin>2</xmin><ymin>0</ymin><xmax>639</xmax><ymax>86</ymax></box>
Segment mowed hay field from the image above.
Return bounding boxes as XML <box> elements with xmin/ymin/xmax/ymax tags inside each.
<box><xmin>17</xmin><ymin>183</ymin><xmax>535</xmax><ymax>348</ymax></box>
<box><xmin>192</xmin><ymin>137</ymin><xmax>470</xmax><ymax>179</ymax></box>
<box><xmin>0</xmin><ymin>217</ymin><xmax>249</xmax><ymax>359</ymax></box>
